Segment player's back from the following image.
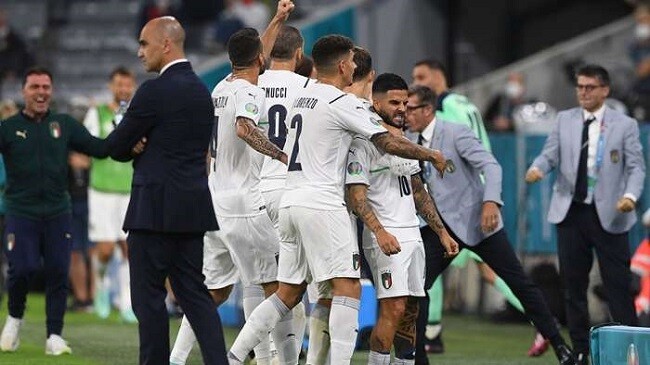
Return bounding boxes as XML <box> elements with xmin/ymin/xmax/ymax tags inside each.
<box><xmin>282</xmin><ymin>82</ymin><xmax>386</xmax><ymax>210</ymax></box>
<box><xmin>258</xmin><ymin>70</ymin><xmax>311</xmax><ymax>191</ymax></box>
<box><xmin>210</xmin><ymin>77</ymin><xmax>266</xmax><ymax>217</ymax></box>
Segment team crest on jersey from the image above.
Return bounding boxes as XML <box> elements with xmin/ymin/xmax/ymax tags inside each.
<box><xmin>49</xmin><ymin>121</ymin><xmax>61</xmax><ymax>139</ymax></box>
<box><xmin>445</xmin><ymin>159</ymin><xmax>456</xmax><ymax>174</ymax></box>
<box><xmin>6</xmin><ymin>233</ymin><xmax>15</xmax><ymax>252</ymax></box>
<box><xmin>610</xmin><ymin>149</ymin><xmax>620</xmax><ymax>164</ymax></box>
<box><xmin>381</xmin><ymin>271</ymin><xmax>392</xmax><ymax>289</ymax></box>
<box><xmin>245</xmin><ymin>103</ymin><xmax>259</xmax><ymax>115</ymax></box>
<box><xmin>347</xmin><ymin>161</ymin><xmax>363</xmax><ymax>175</ymax></box>
<box><xmin>352</xmin><ymin>253</ymin><xmax>360</xmax><ymax>270</ymax></box>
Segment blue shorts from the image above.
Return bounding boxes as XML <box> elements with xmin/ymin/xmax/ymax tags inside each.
<box><xmin>71</xmin><ymin>199</ymin><xmax>93</xmax><ymax>252</ymax></box>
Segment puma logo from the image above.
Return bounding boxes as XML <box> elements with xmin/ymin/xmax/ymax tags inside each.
<box><xmin>15</xmin><ymin>130</ymin><xmax>27</xmax><ymax>139</ymax></box>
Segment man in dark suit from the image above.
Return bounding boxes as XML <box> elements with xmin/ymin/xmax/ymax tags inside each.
<box><xmin>527</xmin><ymin>64</ymin><xmax>645</xmax><ymax>364</ymax></box>
<box><xmin>105</xmin><ymin>17</ymin><xmax>227</xmax><ymax>365</ymax></box>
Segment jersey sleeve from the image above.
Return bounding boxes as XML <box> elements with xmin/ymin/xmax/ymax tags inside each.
<box><xmin>332</xmin><ymin>96</ymin><xmax>387</xmax><ymax>139</ymax></box>
<box><xmin>345</xmin><ymin>137</ymin><xmax>371</xmax><ymax>186</ymax></box>
<box><xmin>234</xmin><ymin>86</ymin><xmax>265</xmax><ymax>125</ymax></box>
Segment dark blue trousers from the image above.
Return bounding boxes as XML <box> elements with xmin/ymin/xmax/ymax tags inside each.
<box><xmin>128</xmin><ymin>230</ymin><xmax>227</xmax><ymax>365</ymax></box>
<box><xmin>4</xmin><ymin>213</ymin><xmax>72</xmax><ymax>336</ymax></box>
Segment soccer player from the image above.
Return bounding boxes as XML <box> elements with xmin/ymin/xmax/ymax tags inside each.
<box><xmin>227</xmin><ymin>35</ymin><xmax>446</xmax><ymax>365</ymax></box>
<box><xmin>169</xmin><ymin>2</ymin><xmax>296</xmax><ymax>365</ymax></box>
<box><xmin>346</xmin><ymin>72</ymin><xmax>459</xmax><ymax>365</ymax></box>
<box><xmin>83</xmin><ymin>66</ymin><xmax>137</xmax><ymax>323</ymax></box>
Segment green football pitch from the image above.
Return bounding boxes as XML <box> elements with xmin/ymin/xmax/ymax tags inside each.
<box><xmin>0</xmin><ymin>294</ymin><xmax>560</xmax><ymax>364</ymax></box>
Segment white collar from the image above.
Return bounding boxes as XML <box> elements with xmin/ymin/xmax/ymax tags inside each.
<box><xmin>420</xmin><ymin>117</ymin><xmax>436</xmax><ymax>143</ymax></box>
<box><xmin>582</xmin><ymin>103</ymin><xmax>606</xmax><ymax>123</ymax></box>
<box><xmin>160</xmin><ymin>59</ymin><xmax>189</xmax><ymax>75</ymax></box>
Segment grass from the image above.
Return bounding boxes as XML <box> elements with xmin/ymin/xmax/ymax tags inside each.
<box><xmin>0</xmin><ymin>294</ymin><xmax>561</xmax><ymax>364</ymax></box>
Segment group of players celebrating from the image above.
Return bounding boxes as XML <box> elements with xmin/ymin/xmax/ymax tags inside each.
<box><xmin>169</xmin><ymin>1</ymin><xmax>581</xmax><ymax>364</ymax></box>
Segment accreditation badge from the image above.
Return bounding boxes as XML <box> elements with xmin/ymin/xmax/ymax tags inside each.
<box><xmin>445</xmin><ymin>159</ymin><xmax>456</xmax><ymax>174</ymax></box>
<box><xmin>610</xmin><ymin>149</ymin><xmax>620</xmax><ymax>164</ymax></box>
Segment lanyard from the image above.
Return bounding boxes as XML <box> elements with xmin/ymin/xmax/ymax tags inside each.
<box><xmin>594</xmin><ymin>120</ymin><xmax>606</xmax><ymax>173</ymax></box>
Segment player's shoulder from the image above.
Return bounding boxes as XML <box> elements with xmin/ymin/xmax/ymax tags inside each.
<box><xmin>260</xmin><ymin>70</ymin><xmax>310</xmax><ymax>88</ymax></box>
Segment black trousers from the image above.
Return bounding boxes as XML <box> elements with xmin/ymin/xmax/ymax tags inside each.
<box><xmin>415</xmin><ymin>226</ymin><xmax>561</xmax><ymax>363</ymax></box>
<box><xmin>128</xmin><ymin>230</ymin><xmax>228</xmax><ymax>365</ymax></box>
<box><xmin>556</xmin><ymin>203</ymin><xmax>637</xmax><ymax>354</ymax></box>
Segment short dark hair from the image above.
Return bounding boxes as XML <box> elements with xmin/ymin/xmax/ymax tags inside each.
<box><xmin>227</xmin><ymin>28</ymin><xmax>263</xmax><ymax>68</ymax></box>
<box><xmin>352</xmin><ymin>46</ymin><xmax>372</xmax><ymax>82</ymax></box>
<box><xmin>414</xmin><ymin>59</ymin><xmax>448</xmax><ymax>81</ymax></box>
<box><xmin>23</xmin><ymin>66</ymin><xmax>53</xmax><ymax>87</ymax></box>
<box><xmin>271</xmin><ymin>25</ymin><xmax>303</xmax><ymax>60</ymax></box>
<box><xmin>575</xmin><ymin>64</ymin><xmax>610</xmax><ymax>87</ymax></box>
<box><xmin>311</xmin><ymin>35</ymin><xmax>354</xmax><ymax>74</ymax></box>
<box><xmin>295</xmin><ymin>55</ymin><xmax>314</xmax><ymax>78</ymax></box>
<box><xmin>372</xmin><ymin>73</ymin><xmax>408</xmax><ymax>94</ymax></box>
<box><xmin>109</xmin><ymin>66</ymin><xmax>135</xmax><ymax>81</ymax></box>
<box><xmin>408</xmin><ymin>85</ymin><xmax>437</xmax><ymax>107</ymax></box>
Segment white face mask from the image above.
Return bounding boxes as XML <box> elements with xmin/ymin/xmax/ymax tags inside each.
<box><xmin>636</xmin><ymin>24</ymin><xmax>650</xmax><ymax>40</ymax></box>
<box><xmin>505</xmin><ymin>81</ymin><xmax>523</xmax><ymax>99</ymax></box>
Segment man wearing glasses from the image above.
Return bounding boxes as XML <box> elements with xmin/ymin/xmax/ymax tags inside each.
<box><xmin>526</xmin><ymin>64</ymin><xmax>645</xmax><ymax>364</ymax></box>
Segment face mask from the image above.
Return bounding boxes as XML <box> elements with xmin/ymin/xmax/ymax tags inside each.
<box><xmin>505</xmin><ymin>81</ymin><xmax>523</xmax><ymax>99</ymax></box>
<box><xmin>636</xmin><ymin>24</ymin><xmax>650</xmax><ymax>40</ymax></box>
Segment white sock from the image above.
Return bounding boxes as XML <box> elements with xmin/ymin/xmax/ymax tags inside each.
<box><xmin>272</xmin><ymin>308</ymin><xmax>298</xmax><ymax>365</ymax></box>
<box><xmin>307</xmin><ymin>303</ymin><xmax>330</xmax><ymax>365</ymax></box>
<box><xmin>170</xmin><ymin>315</ymin><xmax>196</xmax><ymax>364</ymax></box>
<box><xmin>368</xmin><ymin>351</ymin><xmax>391</xmax><ymax>365</ymax></box>
<box><xmin>230</xmin><ymin>294</ymin><xmax>290</xmax><ymax>362</ymax></box>
<box><xmin>425</xmin><ymin>324</ymin><xmax>441</xmax><ymax>339</ymax></box>
<box><xmin>293</xmin><ymin>301</ymin><xmax>307</xmax><ymax>354</ymax></box>
<box><xmin>243</xmin><ymin>286</ymin><xmax>271</xmax><ymax>365</ymax></box>
<box><xmin>118</xmin><ymin>260</ymin><xmax>132</xmax><ymax>311</ymax></box>
<box><xmin>391</xmin><ymin>359</ymin><xmax>415</xmax><ymax>365</ymax></box>
<box><xmin>329</xmin><ymin>296</ymin><xmax>360</xmax><ymax>365</ymax></box>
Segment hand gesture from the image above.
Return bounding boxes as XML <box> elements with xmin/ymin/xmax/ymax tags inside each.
<box><xmin>376</xmin><ymin>229</ymin><xmax>401</xmax><ymax>256</ymax></box>
<box><xmin>481</xmin><ymin>201</ymin><xmax>500</xmax><ymax>233</ymax></box>
<box><xmin>276</xmin><ymin>0</ymin><xmax>295</xmax><ymax>21</ymax></box>
<box><xmin>616</xmin><ymin>197</ymin><xmax>636</xmax><ymax>213</ymax></box>
<box><xmin>525</xmin><ymin>167</ymin><xmax>544</xmax><ymax>183</ymax></box>
<box><xmin>440</xmin><ymin>230</ymin><xmax>459</xmax><ymax>258</ymax></box>
<box><xmin>429</xmin><ymin>149</ymin><xmax>447</xmax><ymax>177</ymax></box>
<box><xmin>132</xmin><ymin>137</ymin><xmax>147</xmax><ymax>156</ymax></box>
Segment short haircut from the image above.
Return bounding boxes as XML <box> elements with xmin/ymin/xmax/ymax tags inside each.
<box><xmin>372</xmin><ymin>73</ymin><xmax>408</xmax><ymax>94</ymax></box>
<box><xmin>311</xmin><ymin>35</ymin><xmax>354</xmax><ymax>73</ymax></box>
<box><xmin>575</xmin><ymin>64</ymin><xmax>610</xmax><ymax>86</ymax></box>
<box><xmin>352</xmin><ymin>46</ymin><xmax>372</xmax><ymax>82</ymax></box>
<box><xmin>271</xmin><ymin>25</ymin><xmax>303</xmax><ymax>60</ymax></box>
<box><xmin>23</xmin><ymin>66</ymin><xmax>53</xmax><ymax>87</ymax></box>
<box><xmin>408</xmin><ymin>85</ymin><xmax>437</xmax><ymax>107</ymax></box>
<box><xmin>227</xmin><ymin>28</ymin><xmax>263</xmax><ymax>68</ymax></box>
<box><xmin>295</xmin><ymin>55</ymin><xmax>314</xmax><ymax>78</ymax></box>
<box><xmin>414</xmin><ymin>59</ymin><xmax>448</xmax><ymax>81</ymax></box>
<box><xmin>109</xmin><ymin>66</ymin><xmax>135</xmax><ymax>81</ymax></box>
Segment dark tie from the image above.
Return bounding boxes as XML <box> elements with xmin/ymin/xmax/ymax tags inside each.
<box><xmin>574</xmin><ymin>115</ymin><xmax>597</xmax><ymax>203</ymax></box>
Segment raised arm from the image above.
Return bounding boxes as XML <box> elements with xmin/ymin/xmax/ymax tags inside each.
<box><xmin>236</xmin><ymin>117</ymin><xmax>288</xmax><ymax>164</ymax></box>
<box><xmin>260</xmin><ymin>0</ymin><xmax>295</xmax><ymax>59</ymax></box>
<box><xmin>371</xmin><ymin>132</ymin><xmax>447</xmax><ymax>174</ymax></box>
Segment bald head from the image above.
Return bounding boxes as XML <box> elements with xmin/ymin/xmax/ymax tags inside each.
<box><xmin>138</xmin><ymin>16</ymin><xmax>186</xmax><ymax>73</ymax></box>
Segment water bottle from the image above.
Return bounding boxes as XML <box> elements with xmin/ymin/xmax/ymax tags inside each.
<box><xmin>627</xmin><ymin>342</ymin><xmax>639</xmax><ymax>365</ymax></box>
<box><xmin>114</xmin><ymin>100</ymin><xmax>128</xmax><ymax>126</ymax></box>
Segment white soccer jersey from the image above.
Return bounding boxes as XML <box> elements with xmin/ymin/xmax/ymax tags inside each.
<box><xmin>258</xmin><ymin>70</ymin><xmax>311</xmax><ymax>192</ymax></box>
<box><xmin>280</xmin><ymin>83</ymin><xmax>387</xmax><ymax>210</ymax></box>
<box><xmin>346</xmin><ymin>136</ymin><xmax>421</xmax><ymax>229</ymax></box>
<box><xmin>209</xmin><ymin>77</ymin><xmax>267</xmax><ymax>217</ymax></box>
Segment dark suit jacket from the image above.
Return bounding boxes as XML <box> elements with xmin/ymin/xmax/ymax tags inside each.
<box><xmin>106</xmin><ymin>61</ymin><xmax>218</xmax><ymax>233</ymax></box>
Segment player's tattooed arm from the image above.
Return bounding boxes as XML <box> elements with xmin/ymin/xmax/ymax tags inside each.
<box><xmin>236</xmin><ymin>117</ymin><xmax>288</xmax><ymax>164</ymax></box>
<box><xmin>411</xmin><ymin>174</ymin><xmax>444</xmax><ymax>235</ymax></box>
<box><xmin>371</xmin><ymin>132</ymin><xmax>447</xmax><ymax>175</ymax></box>
<box><xmin>346</xmin><ymin>184</ymin><xmax>401</xmax><ymax>256</ymax></box>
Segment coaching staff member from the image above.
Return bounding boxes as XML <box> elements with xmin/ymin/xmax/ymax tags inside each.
<box><xmin>0</xmin><ymin>67</ymin><xmax>108</xmax><ymax>355</ymax></box>
<box><xmin>105</xmin><ymin>17</ymin><xmax>227</xmax><ymax>365</ymax></box>
<box><xmin>526</xmin><ymin>64</ymin><xmax>645</xmax><ymax>364</ymax></box>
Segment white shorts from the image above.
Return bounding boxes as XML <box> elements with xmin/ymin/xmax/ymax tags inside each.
<box><xmin>363</xmin><ymin>227</ymin><xmax>426</xmax><ymax>299</ymax></box>
<box><xmin>203</xmin><ymin>213</ymin><xmax>279</xmax><ymax>289</ymax></box>
<box><xmin>262</xmin><ymin>188</ymin><xmax>283</xmax><ymax>230</ymax></box>
<box><xmin>88</xmin><ymin>189</ymin><xmax>130</xmax><ymax>242</ymax></box>
<box><xmin>277</xmin><ymin>206</ymin><xmax>360</xmax><ymax>285</ymax></box>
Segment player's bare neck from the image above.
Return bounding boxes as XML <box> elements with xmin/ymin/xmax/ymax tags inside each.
<box><xmin>270</xmin><ymin>59</ymin><xmax>295</xmax><ymax>72</ymax></box>
<box><xmin>317</xmin><ymin>75</ymin><xmax>347</xmax><ymax>91</ymax></box>
<box><xmin>229</xmin><ymin>68</ymin><xmax>259</xmax><ymax>85</ymax></box>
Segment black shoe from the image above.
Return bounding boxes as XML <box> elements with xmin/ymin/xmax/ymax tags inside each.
<box><xmin>555</xmin><ymin>344</ymin><xmax>578</xmax><ymax>365</ymax></box>
<box><xmin>424</xmin><ymin>332</ymin><xmax>444</xmax><ymax>354</ymax></box>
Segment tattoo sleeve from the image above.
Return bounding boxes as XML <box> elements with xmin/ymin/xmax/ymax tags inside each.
<box><xmin>371</xmin><ymin>132</ymin><xmax>432</xmax><ymax>161</ymax></box>
<box><xmin>411</xmin><ymin>174</ymin><xmax>445</xmax><ymax>235</ymax></box>
<box><xmin>346</xmin><ymin>184</ymin><xmax>385</xmax><ymax>234</ymax></box>
<box><xmin>236</xmin><ymin>117</ymin><xmax>285</xmax><ymax>161</ymax></box>
<box><xmin>394</xmin><ymin>297</ymin><xmax>419</xmax><ymax>357</ymax></box>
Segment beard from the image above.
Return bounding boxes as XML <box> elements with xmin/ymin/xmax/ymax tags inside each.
<box><xmin>374</xmin><ymin>107</ymin><xmax>404</xmax><ymax>129</ymax></box>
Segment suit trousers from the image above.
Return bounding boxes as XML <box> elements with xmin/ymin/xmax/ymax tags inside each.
<box><xmin>556</xmin><ymin>202</ymin><xmax>637</xmax><ymax>354</ymax></box>
<box><xmin>415</xmin><ymin>225</ymin><xmax>438</xmax><ymax>363</ymax></box>
<box><xmin>128</xmin><ymin>230</ymin><xmax>227</xmax><ymax>365</ymax></box>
